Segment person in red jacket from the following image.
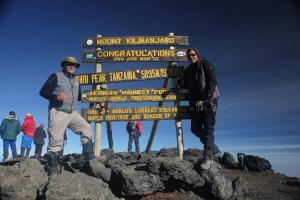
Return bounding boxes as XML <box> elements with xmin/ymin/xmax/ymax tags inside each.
<box><xmin>126</xmin><ymin>120</ymin><xmax>142</xmax><ymax>152</ymax></box>
<box><xmin>20</xmin><ymin>113</ymin><xmax>36</xmax><ymax>159</ymax></box>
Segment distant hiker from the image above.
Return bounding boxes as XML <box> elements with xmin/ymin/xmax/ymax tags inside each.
<box><xmin>126</xmin><ymin>120</ymin><xmax>142</xmax><ymax>152</ymax></box>
<box><xmin>0</xmin><ymin>111</ymin><xmax>21</xmax><ymax>161</ymax></box>
<box><xmin>40</xmin><ymin>56</ymin><xmax>94</xmax><ymax>176</ymax></box>
<box><xmin>34</xmin><ymin>123</ymin><xmax>47</xmax><ymax>159</ymax></box>
<box><xmin>181</xmin><ymin>48</ymin><xmax>221</xmax><ymax>170</ymax></box>
<box><xmin>58</xmin><ymin>130</ymin><xmax>67</xmax><ymax>161</ymax></box>
<box><xmin>20</xmin><ymin>113</ymin><xmax>36</xmax><ymax>159</ymax></box>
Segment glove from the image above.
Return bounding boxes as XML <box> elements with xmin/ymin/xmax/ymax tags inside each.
<box><xmin>96</xmin><ymin>103</ymin><xmax>108</xmax><ymax>114</ymax></box>
<box><xmin>204</xmin><ymin>97</ymin><xmax>218</xmax><ymax>113</ymax></box>
<box><xmin>195</xmin><ymin>100</ymin><xmax>204</xmax><ymax>111</ymax></box>
<box><xmin>204</xmin><ymin>96</ymin><xmax>213</xmax><ymax>108</ymax></box>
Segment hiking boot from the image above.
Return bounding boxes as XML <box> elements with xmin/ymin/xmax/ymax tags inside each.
<box><xmin>20</xmin><ymin>147</ymin><xmax>25</xmax><ymax>159</ymax></box>
<box><xmin>12</xmin><ymin>150</ymin><xmax>18</xmax><ymax>161</ymax></box>
<box><xmin>201</xmin><ymin>159</ymin><xmax>213</xmax><ymax>170</ymax></box>
<box><xmin>2</xmin><ymin>156</ymin><xmax>8</xmax><ymax>162</ymax></box>
<box><xmin>82</xmin><ymin>140</ymin><xmax>95</xmax><ymax>160</ymax></box>
<box><xmin>25</xmin><ymin>148</ymin><xmax>31</xmax><ymax>159</ymax></box>
<box><xmin>47</xmin><ymin>152</ymin><xmax>59</xmax><ymax>176</ymax></box>
<box><xmin>3</xmin><ymin>150</ymin><xmax>8</xmax><ymax>162</ymax></box>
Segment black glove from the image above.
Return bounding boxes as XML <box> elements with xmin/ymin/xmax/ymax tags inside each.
<box><xmin>203</xmin><ymin>97</ymin><xmax>213</xmax><ymax>110</ymax></box>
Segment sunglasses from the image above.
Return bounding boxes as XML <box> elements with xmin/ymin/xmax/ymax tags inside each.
<box><xmin>187</xmin><ymin>53</ymin><xmax>197</xmax><ymax>58</ymax></box>
<box><xmin>65</xmin><ymin>63</ymin><xmax>76</xmax><ymax>67</ymax></box>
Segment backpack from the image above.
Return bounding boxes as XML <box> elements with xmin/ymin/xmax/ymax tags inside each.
<box><xmin>126</xmin><ymin>121</ymin><xmax>136</xmax><ymax>132</ymax></box>
<box><xmin>136</xmin><ymin>120</ymin><xmax>142</xmax><ymax>135</ymax></box>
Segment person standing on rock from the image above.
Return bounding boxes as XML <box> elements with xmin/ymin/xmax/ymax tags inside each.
<box><xmin>181</xmin><ymin>48</ymin><xmax>221</xmax><ymax>170</ymax></box>
<box><xmin>20</xmin><ymin>113</ymin><xmax>36</xmax><ymax>159</ymax></box>
<box><xmin>40</xmin><ymin>56</ymin><xmax>95</xmax><ymax>176</ymax></box>
<box><xmin>33</xmin><ymin>123</ymin><xmax>47</xmax><ymax>159</ymax></box>
<box><xmin>0</xmin><ymin>111</ymin><xmax>21</xmax><ymax>161</ymax></box>
<box><xmin>126</xmin><ymin>120</ymin><xmax>142</xmax><ymax>152</ymax></box>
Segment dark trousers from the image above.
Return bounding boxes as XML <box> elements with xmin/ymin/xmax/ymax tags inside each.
<box><xmin>191</xmin><ymin>104</ymin><xmax>220</xmax><ymax>158</ymax></box>
<box><xmin>128</xmin><ymin>131</ymin><xmax>140</xmax><ymax>152</ymax></box>
<box><xmin>35</xmin><ymin>144</ymin><xmax>44</xmax><ymax>155</ymax></box>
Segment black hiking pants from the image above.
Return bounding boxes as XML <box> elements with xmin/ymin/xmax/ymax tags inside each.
<box><xmin>191</xmin><ymin>103</ymin><xmax>220</xmax><ymax>158</ymax></box>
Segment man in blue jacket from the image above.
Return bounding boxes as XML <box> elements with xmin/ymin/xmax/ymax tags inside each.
<box><xmin>0</xmin><ymin>111</ymin><xmax>21</xmax><ymax>161</ymax></box>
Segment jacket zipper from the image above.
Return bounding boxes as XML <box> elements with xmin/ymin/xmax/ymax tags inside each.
<box><xmin>69</xmin><ymin>77</ymin><xmax>74</xmax><ymax>113</ymax></box>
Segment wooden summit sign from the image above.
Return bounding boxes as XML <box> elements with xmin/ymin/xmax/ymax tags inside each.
<box><xmin>81</xmin><ymin>106</ymin><xmax>190</xmax><ymax>122</ymax></box>
<box><xmin>78</xmin><ymin>66</ymin><xmax>184</xmax><ymax>85</ymax></box>
<box><xmin>81</xmin><ymin>88</ymin><xmax>189</xmax><ymax>103</ymax></box>
<box><xmin>82</xmin><ymin>49</ymin><xmax>188</xmax><ymax>62</ymax></box>
<box><xmin>83</xmin><ymin>36</ymin><xmax>188</xmax><ymax>47</ymax></box>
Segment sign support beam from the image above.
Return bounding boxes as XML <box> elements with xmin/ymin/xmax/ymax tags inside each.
<box><xmin>94</xmin><ymin>35</ymin><xmax>102</xmax><ymax>157</ymax></box>
<box><xmin>169</xmin><ymin>32</ymin><xmax>184</xmax><ymax>160</ymax></box>
<box><xmin>145</xmin><ymin>77</ymin><xmax>169</xmax><ymax>153</ymax></box>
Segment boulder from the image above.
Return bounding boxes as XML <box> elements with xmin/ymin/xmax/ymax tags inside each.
<box><xmin>231</xmin><ymin>177</ymin><xmax>249</xmax><ymax>199</ymax></box>
<box><xmin>108</xmin><ymin>159</ymin><xmax>164</xmax><ymax>196</ymax></box>
<box><xmin>99</xmin><ymin>149</ymin><xmax>116</xmax><ymax>164</ymax></box>
<box><xmin>0</xmin><ymin>159</ymin><xmax>48</xmax><ymax>200</ymax></box>
<box><xmin>88</xmin><ymin>159</ymin><xmax>112</xmax><ymax>182</ymax></box>
<box><xmin>199</xmin><ymin>161</ymin><xmax>233</xmax><ymax>200</ymax></box>
<box><xmin>245</xmin><ymin>155</ymin><xmax>272</xmax><ymax>172</ymax></box>
<box><xmin>156</xmin><ymin>148</ymin><xmax>179</xmax><ymax>157</ymax></box>
<box><xmin>184</xmin><ymin>148</ymin><xmax>204</xmax><ymax>166</ymax></box>
<box><xmin>145</xmin><ymin>157</ymin><xmax>205</xmax><ymax>190</ymax></box>
<box><xmin>45</xmin><ymin>171</ymin><xmax>119</xmax><ymax>200</ymax></box>
<box><xmin>221</xmin><ymin>152</ymin><xmax>238</xmax><ymax>169</ymax></box>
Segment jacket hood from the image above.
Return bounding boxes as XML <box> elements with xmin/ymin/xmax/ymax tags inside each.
<box><xmin>24</xmin><ymin>116</ymin><xmax>34</xmax><ymax>120</ymax></box>
<box><xmin>6</xmin><ymin>115</ymin><xmax>17</xmax><ymax>121</ymax></box>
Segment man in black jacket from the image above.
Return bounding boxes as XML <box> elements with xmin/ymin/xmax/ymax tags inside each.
<box><xmin>34</xmin><ymin>123</ymin><xmax>46</xmax><ymax>159</ymax></box>
<box><xmin>183</xmin><ymin>48</ymin><xmax>221</xmax><ymax>170</ymax></box>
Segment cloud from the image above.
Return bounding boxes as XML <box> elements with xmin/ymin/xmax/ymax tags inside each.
<box><xmin>217</xmin><ymin>80</ymin><xmax>300</xmax><ymax>130</ymax></box>
<box><xmin>222</xmin><ymin>143</ymin><xmax>300</xmax><ymax>151</ymax></box>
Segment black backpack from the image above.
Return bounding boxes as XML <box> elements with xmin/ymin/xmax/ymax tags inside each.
<box><xmin>126</xmin><ymin>121</ymin><xmax>136</xmax><ymax>132</ymax></box>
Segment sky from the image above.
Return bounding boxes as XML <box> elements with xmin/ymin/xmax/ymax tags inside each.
<box><xmin>0</xmin><ymin>0</ymin><xmax>299</xmax><ymax>177</ymax></box>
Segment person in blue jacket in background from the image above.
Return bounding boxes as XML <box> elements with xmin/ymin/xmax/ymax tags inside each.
<box><xmin>0</xmin><ymin>111</ymin><xmax>21</xmax><ymax>161</ymax></box>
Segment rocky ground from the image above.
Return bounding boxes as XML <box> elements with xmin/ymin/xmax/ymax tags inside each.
<box><xmin>0</xmin><ymin>148</ymin><xmax>299</xmax><ymax>200</ymax></box>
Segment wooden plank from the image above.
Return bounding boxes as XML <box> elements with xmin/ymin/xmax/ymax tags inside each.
<box><xmin>82</xmin><ymin>49</ymin><xmax>188</xmax><ymax>62</ymax></box>
<box><xmin>81</xmin><ymin>88</ymin><xmax>189</xmax><ymax>103</ymax></box>
<box><xmin>83</xmin><ymin>36</ymin><xmax>188</xmax><ymax>47</ymax></box>
<box><xmin>83</xmin><ymin>113</ymin><xmax>190</xmax><ymax>122</ymax></box>
<box><xmin>82</xmin><ymin>106</ymin><xmax>190</xmax><ymax>115</ymax></box>
<box><xmin>81</xmin><ymin>106</ymin><xmax>190</xmax><ymax>122</ymax></box>
<box><xmin>77</xmin><ymin>66</ymin><xmax>184</xmax><ymax>85</ymax></box>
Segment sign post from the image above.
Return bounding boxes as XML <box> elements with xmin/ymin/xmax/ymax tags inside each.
<box><xmin>94</xmin><ymin>62</ymin><xmax>102</xmax><ymax>157</ymax></box>
<box><xmin>81</xmin><ymin>34</ymin><xmax>189</xmax><ymax>158</ymax></box>
<box><xmin>170</xmin><ymin>32</ymin><xmax>184</xmax><ymax>159</ymax></box>
<box><xmin>94</xmin><ymin>35</ymin><xmax>102</xmax><ymax>157</ymax></box>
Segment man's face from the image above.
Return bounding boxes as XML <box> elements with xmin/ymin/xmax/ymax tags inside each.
<box><xmin>65</xmin><ymin>63</ymin><xmax>76</xmax><ymax>74</ymax></box>
<box><xmin>187</xmin><ymin>50</ymin><xmax>199</xmax><ymax>64</ymax></box>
